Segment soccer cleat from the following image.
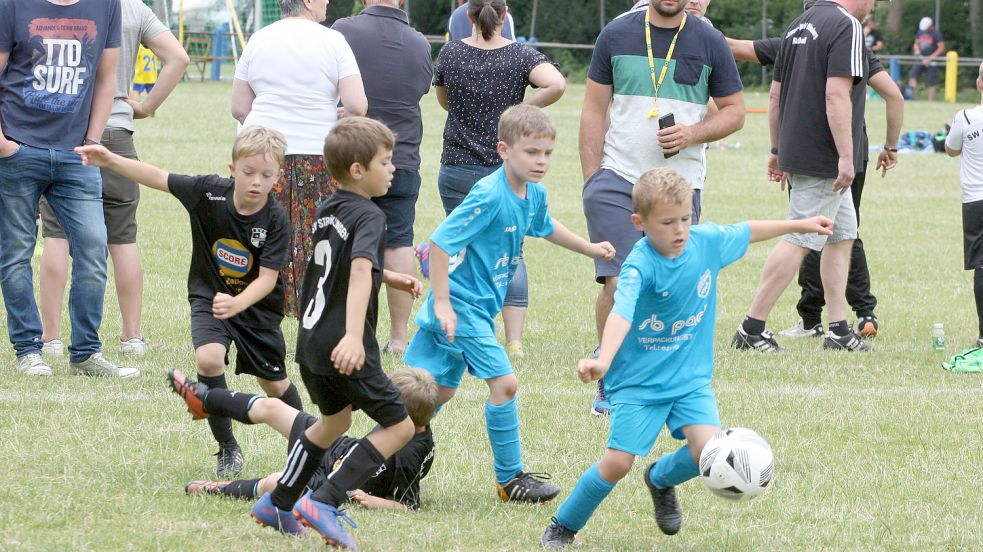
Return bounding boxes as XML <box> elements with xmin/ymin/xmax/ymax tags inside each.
<box><xmin>731</xmin><ymin>327</ymin><xmax>782</xmax><ymax>353</ymax></box>
<box><xmin>41</xmin><ymin>339</ymin><xmax>64</xmax><ymax>358</ymax></box>
<box><xmin>250</xmin><ymin>492</ymin><xmax>306</xmax><ymax>536</ymax></box>
<box><xmin>644</xmin><ymin>462</ymin><xmax>682</xmax><ymax>535</ymax></box>
<box><xmin>823</xmin><ymin>331</ymin><xmax>873</xmax><ymax>352</ymax></box>
<box><xmin>293</xmin><ymin>491</ymin><xmax>358</xmax><ymax>549</ymax></box>
<box><xmin>856</xmin><ymin>316</ymin><xmax>878</xmax><ymax>338</ymax></box>
<box><xmin>167</xmin><ymin>368</ymin><xmax>210</xmax><ymax>420</ymax></box>
<box><xmin>68</xmin><ymin>352</ymin><xmax>140</xmax><ymax>377</ymax></box>
<box><xmin>16</xmin><ymin>353</ymin><xmax>52</xmax><ymax>376</ymax></box>
<box><xmin>216</xmin><ymin>441</ymin><xmax>244</xmax><ymax>478</ymax></box>
<box><xmin>506</xmin><ymin>340</ymin><xmax>525</xmax><ymax>359</ymax></box>
<box><xmin>496</xmin><ymin>471</ymin><xmax>561</xmax><ymax>503</ymax></box>
<box><xmin>414</xmin><ymin>243</ymin><xmax>430</xmax><ymax>280</ymax></box>
<box><xmin>185</xmin><ymin>480</ymin><xmax>231</xmax><ymax>496</ymax></box>
<box><xmin>120</xmin><ymin>336</ymin><xmax>148</xmax><ymax>356</ymax></box>
<box><xmin>540</xmin><ymin>518</ymin><xmax>577</xmax><ymax>549</ymax></box>
<box><xmin>777</xmin><ymin>320</ymin><xmax>824</xmax><ymax>338</ymax></box>
<box><xmin>590</xmin><ymin>378</ymin><xmax>611</xmax><ymax>416</ymax></box>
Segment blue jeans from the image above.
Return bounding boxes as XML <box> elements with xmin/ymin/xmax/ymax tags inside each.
<box><xmin>0</xmin><ymin>144</ymin><xmax>108</xmax><ymax>361</ymax></box>
<box><xmin>437</xmin><ymin>163</ymin><xmax>528</xmax><ymax>308</ymax></box>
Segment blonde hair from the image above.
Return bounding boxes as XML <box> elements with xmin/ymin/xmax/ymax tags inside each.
<box><xmin>390</xmin><ymin>367</ymin><xmax>438</xmax><ymax>427</ymax></box>
<box><xmin>498</xmin><ymin>104</ymin><xmax>557</xmax><ymax>146</ymax></box>
<box><xmin>633</xmin><ymin>168</ymin><xmax>693</xmax><ymax>217</ymax></box>
<box><xmin>323</xmin><ymin>117</ymin><xmax>395</xmax><ymax>184</ymax></box>
<box><xmin>232</xmin><ymin>126</ymin><xmax>287</xmax><ymax>167</ymax></box>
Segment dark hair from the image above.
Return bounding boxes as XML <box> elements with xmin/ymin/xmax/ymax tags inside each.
<box><xmin>323</xmin><ymin>117</ymin><xmax>395</xmax><ymax>184</ymax></box>
<box><xmin>468</xmin><ymin>0</ymin><xmax>507</xmax><ymax>41</ymax></box>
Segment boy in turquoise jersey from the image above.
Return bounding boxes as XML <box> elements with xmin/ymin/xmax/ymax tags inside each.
<box><xmin>405</xmin><ymin>104</ymin><xmax>615</xmax><ymax>503</ymax></box>
<box><xmin>541</xmin><ymin>168</ymin><xmax>832</xmax><ymax>548</ymax></box>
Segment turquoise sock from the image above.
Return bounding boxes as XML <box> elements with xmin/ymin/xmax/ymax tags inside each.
<box><xmin>554</xmin><ymin>464</ymin><xmax>616</xmax><ymax>532</ymax></box>
<box><xmin>648</xmin><ymin>445</ymin><xmax>699</xmax><ymax>488</ymax></box>
<box><xmin>485</xmin><ymin>398</ymin><xmax>523</xmax><ymax>484</ymax></box>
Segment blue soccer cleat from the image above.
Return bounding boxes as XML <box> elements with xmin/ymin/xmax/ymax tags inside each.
<box><xmin>250</xmin><ymin>492</ymin><xmax>306</xmax><ymax>536</ymax></box>
<box><xmin>293</xmin><ymin>491</ymin><xmax>358</xmax><ymax>549</ymax></box>
<box><xmin>591</xmin><ymin>377</ymin><xmax>611</xmax><ymax>416</ymax></box>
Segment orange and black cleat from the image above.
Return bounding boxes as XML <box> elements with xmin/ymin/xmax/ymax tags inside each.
<box><xmin>167</xmin><ymin>368</ymin><xmax>210</xmax><ymax>420</ymax></box>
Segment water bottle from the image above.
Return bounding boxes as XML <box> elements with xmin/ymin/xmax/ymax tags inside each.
<box><xmin>932</xmin><ymin>323</ymin><xmax>945</xmax><ymax>352</ymax></box>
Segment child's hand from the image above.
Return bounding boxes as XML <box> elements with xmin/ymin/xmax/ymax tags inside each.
<box><xmin>212</xmin><ymin>292</ymin><xmax>244</xmax><ymax>320</ymax></box>
<box><xmin>331</xmin><ymin>334</ymin><xmax>365</xmax><ymax>375</ymax></box>
<box><xmin>576</xmin><ymin>358</ymin><xmax>608</xmax><ymax>383</ymax></box>
<box><xmin>590</xmin><ymin>241</ymin><xmax>616</xmax><ymax>261</ymax></box>
<box><xmin>801</xmin><ymin>216</ymin><xmax>834</xmax><ymax>236</ymax></box>
<box><xmin>74</xmin><ymin>144</ymin><xmax>113</xmax><ymax>167</ymax></box>
<box><xmin>434</xmin><ymin>299</ymin><xmax>457</xmax><ymax>343</ymax></box>
<box><xmin>349</xmin><ymin>489</ymin><xmax>382</xmax><ymax>509</ymax></box>
<box><xmin>384</xmin><ymin>270</ymin><xmax>423</xmax><ymax>299</ymax></box>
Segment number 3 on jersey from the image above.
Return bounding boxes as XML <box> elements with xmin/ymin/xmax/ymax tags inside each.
<box><xmin>302</xmin><ymin>240</ymin><xmax>332</xmax><ymax>329</ymax></box>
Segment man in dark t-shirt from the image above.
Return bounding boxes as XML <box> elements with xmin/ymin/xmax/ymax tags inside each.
<box><xmin>908</xmin><ymin>17</ymin><xmax>945</xmax><ymax>101</ymax></box>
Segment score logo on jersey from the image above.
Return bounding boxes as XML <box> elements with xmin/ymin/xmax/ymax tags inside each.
<box><xmin>213</xmin><ymin>239</ymin><xmax>253</xmax><ymax>278</ymax></box>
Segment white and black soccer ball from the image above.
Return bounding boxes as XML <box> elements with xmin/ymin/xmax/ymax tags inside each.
<box><xmin>699</xmin><ymin>427</ymin><xmax>775</xmax><ymax>501</ymax></box>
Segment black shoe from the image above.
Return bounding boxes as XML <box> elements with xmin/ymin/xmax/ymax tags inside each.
<box><xmin>644</xmin><ymin>462</ymin><xmax>682</xmax><ymax>535</ymax></box>
<box><xmin>823</xmin><ymin>330</ymin><xmax>873</xmax><ymax>352</ymax></box>
<box><xmin>216</xmin><ymin>442</ymin><xmax>244</xmax><ymax>478</ymax></box>
<box><xmin>731</xmin><ymin>327</ymin><xmax>782</xmax><ymax>353</ymax></box>
<box><xmin>496</xmin><ymin>471</ymin><xmax>561</xmax><ymax>503</ymax></box>
<box><xmin>540</xmin><ymin>518</ymin><xmax>576</xmax><ymax>549</ymax></box>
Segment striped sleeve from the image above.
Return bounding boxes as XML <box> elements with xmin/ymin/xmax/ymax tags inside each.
<box><xmin>827</xmin><ymin>7</ymin><xmax>864</xmax><ymax>81</ymax></box>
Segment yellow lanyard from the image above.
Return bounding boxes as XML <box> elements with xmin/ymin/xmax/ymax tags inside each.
<box><xmin>645</xmin><ymin>10</ymin><xmax>687</xmax><ymax>118</ymax></box>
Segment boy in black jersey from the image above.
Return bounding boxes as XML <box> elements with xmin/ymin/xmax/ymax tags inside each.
<box><xmin>76</xmin><ymin>127</ymin><xmax>305</xmax><ymax>478</ymax></box>
<box><xmin>171</xmin><ymin>366</ymin><xmax>437</xmax><ymax>511</ymax></box>
<box><xmin>249</xmin><ymin>117</ymin><xmax>423</xmax><ymax>548</ymax></box>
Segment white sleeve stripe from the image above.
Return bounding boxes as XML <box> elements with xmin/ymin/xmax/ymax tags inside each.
<box><xmin>835</xmin><ymin>6</ymin><xmax>864</xmax><ymax>77</ymax></box>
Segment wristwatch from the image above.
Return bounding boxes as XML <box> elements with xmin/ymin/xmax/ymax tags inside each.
<box><xmin>770</xmin><ymin>148</ymin><xmax>778</xmax><ymax>155</ymax></box>
<box><xmin>883</xmin><ymin>146</ymin><xmax>898</xmax><ymax>153</ymax></box>
<box><xmin>82</xmin><ymin>138</ymin><xmax>100</xmax><ymax>146</ymax></box>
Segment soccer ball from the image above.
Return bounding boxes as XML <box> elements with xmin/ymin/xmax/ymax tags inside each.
<box><xmin>699</xmin><ymin>427</ymin><xmax>775</xmax><ymax>501</ymax></box>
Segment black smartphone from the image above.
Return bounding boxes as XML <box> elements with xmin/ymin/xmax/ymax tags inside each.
<box><xmin>658</xmin><ymin>113</ymin><xmax>678</xmax><ymax>159</ymax></box>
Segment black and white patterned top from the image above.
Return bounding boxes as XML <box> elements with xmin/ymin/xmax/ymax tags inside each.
<box><xmin>434</xmin><ymin>41</ymin><xmax>552</xmax><ymax>166</ymax></box>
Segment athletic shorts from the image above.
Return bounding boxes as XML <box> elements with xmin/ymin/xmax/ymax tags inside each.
<box><xmin>583</xmin><ymin>168</ymin><xmax>702</xmax><ymax>282</ymax></box>
<box><xmin>190</xmin><ymin>300</ymin><xmax>287</xmax><ymax>381</ymax></box>
<box><xmin>607</xmin><ymin>384</ymin><xmax>720</xmax><ymax>457</ymax></box>
<box><xmin>373</xmin><ymin>168</ymin><xmax>421</xmax><ymax>248</ymax></box>
<box><xmin>404</xmin><ymin>328</ymin><xmax>512</xmax><ymax>389</ymax></box>
<box><xmin>908</xmin><ymin>63</ymin><xmax>939</xmax><ymax>87</ymax></box>
<box><xmin>783</xmin><ymin>173</ymin><xmax>857</xmax><ymax>251</ymax></box>
<box><xmin>299</xmin><ymin>363</ymin><xmax>408</xmax><ymax>428</ymax></box>
<box><xmin>963</xmin><ymin>199</ymin><xmax>983</xmax><ymax>270</ymax></box>
<box><xmin>40</xmin><ymin>128</ymin><xmax>140</xmax><ymax>244</ymax></box>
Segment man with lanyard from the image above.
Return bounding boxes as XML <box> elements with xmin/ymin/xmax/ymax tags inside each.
<box><xmin>581</xmin><ymin>0</ymin><xmax>744</xmax><ymax>415</ymax></box>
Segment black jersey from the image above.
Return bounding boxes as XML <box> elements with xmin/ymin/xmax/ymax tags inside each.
<box><xmin>168</xmin><ymin>174</ymin><xmax>289</xmax><ymax>328</ymax></box>
<box><xmin>296</xmin><ymin>189</ymin><xmax>385</xmax><ymax>375</ymax></box>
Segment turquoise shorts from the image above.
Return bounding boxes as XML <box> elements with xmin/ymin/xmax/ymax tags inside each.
<box><xmin>405</xmin><ymin>328</ymin><xmax>512</xmax><ymax>388</ymax></box>
<box><xmin>607</xmin><ymin>384</ymin><xmax>720</xmax><ymax>457</ymax></box>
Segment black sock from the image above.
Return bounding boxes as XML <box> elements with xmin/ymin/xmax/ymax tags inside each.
<box><xmin>221</xmin><ymin>478</ymin><xmax>261</xmax><ymax>500</ymax></box>
<box><xmin>311</xmin><ymin>437</ymin><xmax>386</xmax><ymax>507</ymax></box>
<box><xmin>199</xmin><ymin>373</ymin><xmax>235</xmax><ymax>445</ymax></box>
<box><xmin>975</xmin><ymin>269</ymin><xmax>983</xmax><ymax>338</ymax></box>
<box><xmin>741</xmin><ymin>316</ymin><xmax>766</xmax><ymax>336</ymax></box>
<box><xmin>274</xmin><ymin>382</ymin><xmax>303</xmax><ymax>412</ymax></box>
<box><xmin>829</xmin><ymin>320</ymin><xmax>850</xmax><ymax>336</ymax></box>
<box><xmin>270</xmin><ymin>431</ymin><xmax>328</xmax><ymax>510</ymax></box>
<box><xmin>203</xmin><ymin>388</ymin><xmax>259</xmax><ymax>424</ymax></box>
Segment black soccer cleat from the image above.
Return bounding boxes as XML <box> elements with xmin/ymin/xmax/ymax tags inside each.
<box><xmin>540</xmin><ymin>517</ymin><xmax>577</xmax><ymax>549</ymax></box>
<box><xmin>216</xmin><ymin>441</ymin><xmax>244</xmax><ymax>478</ymax></box>
<box><xmin>167</xmin><ymin>368</ymin><xmax>210</xmax><ymax>420</ymax></box>
<box><xmin>644</xmin><ymin>462</ymin><xmax>682</xmax><ymax>536</ymax></box>
<box><xmin>823</xmin><ymin>330</ymin><xmax>873</xmax><ymax>352</ymax></box>
<box><xmin>497</xmin><ymin>471</ymin><xmax>561</xmax><ymax>503</ymax></box>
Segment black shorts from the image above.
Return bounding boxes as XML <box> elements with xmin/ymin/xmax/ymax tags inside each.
<box><xmin>299</xmin><ymin>363</ymin><xmax>408</xmax><ymax>428</ymax></box>
<box><xmin>908</xmin><ymin>63</ymin><xmax>939</xmax><ymax>86</ymax></box>
<box><xmin>963</xmin><ymin>200</ymin><xmax>983</xmax><ymax>270</ymax></box>
<box><xmin>190</xmin><ymin>300</ymin><xmax>287</xmax><ymax>381</ymax></box>
<box><xmin>372</xmin><ymin>168</ymin><xmax>421</xmax><ymax>248</ymax></box>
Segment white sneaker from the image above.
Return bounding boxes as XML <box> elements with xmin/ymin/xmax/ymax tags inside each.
<box><xmin>777</xmin><ymin>320</ymin><xmax>824</xmax><ymax>338</ymax></box>
<box><xmin>16</xmin><ymin>353</ymin><xmax>53</xmax><ymax>376</ymax></box>
<box><xmin>119</xmin><ymin>337</ymin><xmax>148</xmax><ymax>356</ymax></box>
<box><xmin>41</xmin><ymin>339</ymin><xmax>64</xmax><ymax>357</ymax></box>
<box><xmin>69</xmin><ymin>352</ymin><xmax>140</xmax><ymax>378</ymax></box>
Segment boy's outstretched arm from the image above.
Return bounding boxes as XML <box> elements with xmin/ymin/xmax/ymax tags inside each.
<box><xmin>577</xmin><ymin>313</ymin><xmax>631</xmax><ymax>383</ymax></box>
<box><xmin>348</xmin><ymin>489</ymin><xmax>408</xmax><ymax>511</ymax></box>
<box><xmin>748</xmin><ymin>216</ymin><xmax>833</xmax><ymax>244</ymax></box>
<box><xmin>75</xmin><ymin>144</ymin><xmax>170</xmax><ymax>192</ymax></box>
<box><xmin>212</xmin><ymin>267</ymin><xmax>278</xmax><ymax>320</ymax></box>
<box><xmin>332</xmin><ymin>257</ymin><xmax>373</xmax><ymax>374</ymax></box>
<box><xmin>428</xmin><ymin>243</ymin><xmax>457</xmax><ymax>342</ymax></box>
<box><xmin>544</xmin><ymin>219</ymin><xmax>616</xmax><ymax>260</ymax></box>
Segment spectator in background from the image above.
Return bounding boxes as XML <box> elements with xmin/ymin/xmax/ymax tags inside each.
<box><xmin>449</xmin><ymin>0</ymin><xmax>514</xmax><ymax>40</ymax></box>
<box><xmin>908</xmin><ymin>16</ymin><xmax>945</xmax><ymax>102</ymax></box>
<box><xmin>863</xmin><ymin>15</ymin><xmax>884</xmax><ymax>52</ymax></box>
<box><xmin>684</xmin><ymin>0</ymin><xmax>712</xmax><ymax>24</ymax></box>
<box><xmin>38</xmin><ymin>0</ymin><xmax>189</xmax><ymax>359</ymax></box>
<box><xmin>332</xmin><ymin>0</ymin><xmax>433</xmax><ymax>354</ymax></box>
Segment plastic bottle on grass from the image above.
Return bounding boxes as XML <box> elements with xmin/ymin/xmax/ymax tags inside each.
<box><xmin>932</xmin><ymin>323</ymin><xmax>945</xmax><ymax>352</ymax></box>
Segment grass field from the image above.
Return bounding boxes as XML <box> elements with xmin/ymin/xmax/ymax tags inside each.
<box><xmin>2</xmin><ymin>83</ymin><xmax>982</xmax><ymax>551</ymax></box>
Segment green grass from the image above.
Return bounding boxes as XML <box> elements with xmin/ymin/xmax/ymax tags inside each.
<box><xmin>2</xmin><ymin>83</ymin><xmax>982</xmax><ymax>550</ymax></box>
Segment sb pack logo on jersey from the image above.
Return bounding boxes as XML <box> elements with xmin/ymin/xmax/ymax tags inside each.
<box><xmin>213</xmin><ymin>239</ymin><xmax>253</xmax><ymax>278</ymax></box>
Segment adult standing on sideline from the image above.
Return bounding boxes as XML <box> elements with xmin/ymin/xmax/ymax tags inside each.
<box><xmin>863</xmin><ymin>15</ymin><xmax>884</xmax><ymax>53</ymax></box>
<box><xmin>37</xmin><ymin>0</ymin><xmax>190</xmax><ymax>359</ymax></box>
<box><xmin>332</xmin><ymin>0</ymin><xmax>432</xmax><ymax>354</ymax></box>
<box><xmin>581</xmin><ymin>0</ymin><xmax>744</xmax><ymax>415</ymax></box>
<box><xmin>0</xmin><ymin>0</ymin><xmax>137</xmax><ymax>378</ymax></box>
<box><xmin>908</xmin><ymin>17</ymin><xmax>945</xmax><ymax>102</ymax></box>
<box><xmin>731</xmin><ymin>0</ymin><xmax>876</xmax><ymax>354</ymax></box>
<box><xmin>448</xmin><ymin>0</ymin><xmax>514</xmax><ymax>41</ymax></box>
<box><xmin>232</xmin><ymin>0</ymin><xmax>367</xmax><ymax>317</ymax></box>
<box><xmin>432</xmin><ymin>0</ymin><xmax>565</xmax><ymax>359</ymax></box>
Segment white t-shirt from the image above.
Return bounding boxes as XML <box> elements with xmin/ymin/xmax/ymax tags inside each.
<box><xmin>234</xmin><ymin>19</ymin><xmax>360</xmax><ymax>155</ymax></box>
<box><xmin>946</xmin><ymin>105</ymin><xmax>983</xmax><ymax>203</ymax></box>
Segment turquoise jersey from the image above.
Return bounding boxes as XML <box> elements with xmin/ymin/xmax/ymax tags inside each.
<box><xmin>416</xmin><ymin>167</ymin><xmax>555</xmax><ymax>337</ymax></box>
<box><xmin>607</xmin><ymin>222</ymin><xmax>751</xmax><ymax>404</ymax></box>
